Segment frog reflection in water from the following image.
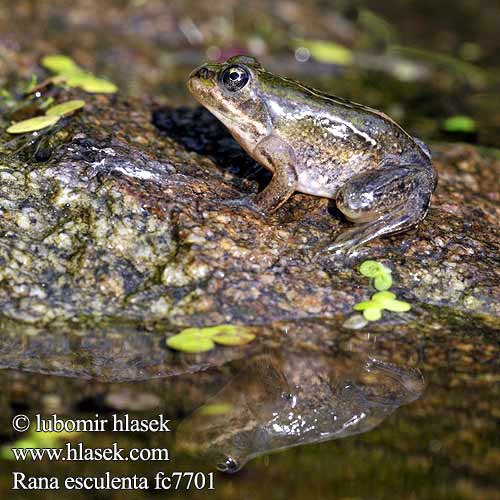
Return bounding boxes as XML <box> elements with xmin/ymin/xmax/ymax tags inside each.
<box><xmin>188</xmin><ymin>55</ymin><xmax>437</xmax><ymax>252</ymax></box>
<box><xmin>176</xmin><ymin>350</ymin><xmax>424</xmax><ymax>473</ymax></box>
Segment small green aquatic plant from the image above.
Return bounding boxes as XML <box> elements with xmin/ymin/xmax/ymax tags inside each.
<box><xmin>166</xmin><ymin>325</ymin><xmax>256</xmax><ymax>354</ymax></box>
<box><xmin>6</xmin><ymin>115</ymin><xmax>60</xmax><ymax>134</ymax></box>
<box><xmin>41</xmin><ymin>54</ymin><xmax>118</xmax><ymax>94</ymax></box>
<box><xmin>442</xmin><ymin>115</ymin><xmax>477</xmax><ymax>133</ymax></box>
<box><xmin>45</xmin><ymin>99</ymin><xmax>85</xmax><ymax>116</ymax></box>
<box><xmin>294</xmin><ymin>39</ymin><xmax>353</xmax><ymax>65</ymax></box>
<box><xmin>197</xmin><ymin>403</ymin><xmax>234</xmax><ymax>416</ymax></box>
<box><xmin>354</xmin><ymin>291</ymin><xmax>411</xmax><ymax>321</ymax></box>
<box><xmin>345</xmin><ymin>260</ymin><xmax>412</xmax><ymax>326</ymax></box>
<box><xmin>359</xmin><ymin>260</ymin><xmax>393</xmax><ymax>291</ymax></box>
<box><xmin>5</xmin><ymin>99</ymin><xmax>85</xmax><ymax>134</ymax></box>
<box><xmin>0</xmin><ymin>427</ymin><xmax>79</xmax><ymax>461</ymax></box>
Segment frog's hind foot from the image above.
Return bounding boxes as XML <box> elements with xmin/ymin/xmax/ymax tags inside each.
<box><xmin>317</xmin><ymin>164</ymin><xmax>435</xmax><ymax>258</ymax></box>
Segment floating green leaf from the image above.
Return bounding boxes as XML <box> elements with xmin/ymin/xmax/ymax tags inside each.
<box><xmin>353</xmin><ymin>300</ymin><xmax>378</xmax><ymax>311</ymax></box>
<box><xmin>1</xmin><ymin>438</ymin><xmax>38</xmax><ymax>460</ymax></box>
<box><xmin>359</xmin><ymin>260</ymin><xmax>386</xmax><ymax>278</ymax></box>
<box><xmin>0</xmin><ymin>428</ymin><xmax>79</xmax><ymax>461</ymax></box>
<box><xmin>41</xmin><ymin>54</ymin><xmax>118</xmax><ymax>94</ymax></box>
<box><xmin>359</xmin><ymin>259</ymin><xmax>392</xmax><ymax>290</ymax></box>
<box><xmin>363</xmin><ymin>307</ymin><xmax>382</xmax><ymax>321</ymax></box>
<box><xmin>353</xmin><ymin>290</ymin><xmax>411</xmax><ymax>322</ymax></box>
<box><xmin>383</xmin><ymin>299</ymin><xmax>411</xmax><ymax>312</ymax></box>
<box><xmin>166</xmin><ymin>331</ymin><xmax>215</xmax><ymax>353</ymax></box>
<box><xmin>41</xmin><ymin>55</ymin><xmax>80</xmax><ymax>75</ymax></box>
<box><xmin>353</xmin><ymin>261</ymin><xmax>411</xmax><ymax>322</ymax></box>
<box><xmin>166</xmin><ymin>324</ymin><xmax>255</xmax><ymax>353</ymax></box>
<box><xmin>371</xmin><ymin>291</ymin><xmax>397</xmax><ymax>305</ymax></box>
<box><xmin>213</xmin><ymin>329</ymin><xmax>255</xmax><ymax>346</ymax></box>
<box><xmin>442</xmin><ymin>115</ymin><xmax>477</xmax><ymax>133</ymax></box>
<box><xmin>46</xmin><ymin>99</ymin><xmax>85</xmax><ymax>117</ymax></box>
<box><xmin>6</xmin><ymin>115</ymin><xmax>60</xmax><ymax>134</ymax></box>
<box><xmin>198</xmin><ymin>403</ymin><xmax>234</xmax><ymax>416</ymax></box>
<box><xmin>374</xmin><ymin>273</ymin><xmax>393</xmax><ymax>291</ymax></box>
<box><xmin>179</xmin><ymin>325</ymin><xmax>236</xmax><ymax>337</ymax></box>
<box><xmin>295</xmin><ymin>39</ymin><xmax>353</xmax><ymax>65</ymax></box>
<box><xmin>65</xmin><ymin>74</ymin><xmax>118</xmax><ymax>94</ymax></box>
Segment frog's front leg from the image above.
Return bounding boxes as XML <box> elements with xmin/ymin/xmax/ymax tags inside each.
<box><xmin>251</xmin><ymin>135</ymin><xmax>298</xmax><ymax>213</ymax></box>
<box><xmin>320</xmin><ymin>160</ymin><xmax>436</xmax><ymax>254</ymax></box>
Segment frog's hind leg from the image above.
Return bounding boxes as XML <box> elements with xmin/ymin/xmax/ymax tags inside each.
<box><xmin>321</xmin><ymin>163</ymin><xmax>435</xmax><ymax>254</ymax></box>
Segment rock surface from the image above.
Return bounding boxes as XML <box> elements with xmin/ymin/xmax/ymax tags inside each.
<box><xmin>1</xmin><ymin>93</ymin><xmax>498</xmax><ymax>331</ymax></box>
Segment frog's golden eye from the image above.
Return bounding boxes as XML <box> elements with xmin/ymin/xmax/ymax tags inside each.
<box><xmin>220</xmin><ymin>65</ymin><xmax>251</xmax><ymax>92</ymax></box>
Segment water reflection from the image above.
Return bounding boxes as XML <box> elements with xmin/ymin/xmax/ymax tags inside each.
<box><xmin>176</xmin><ymin>340</ymin><xmax>424</xmax><ymax>472</ymax></box>
<box><xmin>0</xmin><ymin>317</ymin><xmax>426</xmax><ymax>473</ymax></box>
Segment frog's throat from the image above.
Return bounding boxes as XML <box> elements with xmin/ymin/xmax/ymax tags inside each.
<box><xmin>205</xmin><ymin>104</ymin><xmax>269</xmax><ymax>153</ymax></box>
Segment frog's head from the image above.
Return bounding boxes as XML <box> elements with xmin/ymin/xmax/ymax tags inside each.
<box><xmin>188</xmin><ymin>55</ymin><xmax>270</xmax><ymax>152</ymax></box>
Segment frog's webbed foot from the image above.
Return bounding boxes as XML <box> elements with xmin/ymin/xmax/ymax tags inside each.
<box><xmin>315</xmin><ymin>208</ymin><xmax>415</xmax><ymax>259</ymax></box>
<box><xmin>316</xmin><ymin>162</ymin><xmax>435</xmax><ymax>258</ymax></box>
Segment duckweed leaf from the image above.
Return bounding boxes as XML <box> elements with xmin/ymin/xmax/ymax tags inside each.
<box><xmin>359</xmin><ymin>260</ymin><xmax>386</xmax><ymax>278</ymax></box>
<box><xmin>181</xmin><ymin>324</ymin><xmax>238</xmax><ymax>337</ymax></box>
<box><xmin>6</xmin><ymin>115</ymin><xmax>60</xmax><ymax>134</ymax></box>
<box><xmin>0</xmin><ymin>427</ymin><xmax>79</xmax><ymax>460</ymax></box>
<box><xmin>66</xmin><ymin>74</ymin><xmax>118</xmax><ymax>93</ymax></box>
<box><xmin>212</xmin><ymin>329</ymin><xmax>255</xmax><ymax>346</ymax></box>
<box><xmin>371</xmin><ymin>291</ymin><xmax>397</xmax><ymax>305</ymax></box>
<box><xmin>443</xmin><ymin>115</ymin><xmax>477</xmax><ymax>133</ymax></box>
<box><xmin>46</xmin><ymin>99</ymin><xmax>85</xmax><ymax>116</ymax></box>
<box><xmin>297</xmin><ymin>39</ymin><xmax>353</xmax><ymax>65</ymax></box>
<box><xmin>41</xmin><ymin>54</ymin><xmax>118</xmax><ymax>94</ymax></box>
<box><xmin>363</xmin><ymin>308</ymin><xmax>382</xmax><ymax>321</ymax></box>
<box><xmin>383</xmin><ymin>299</ymin><xmax>411</xmax><ymax>312</ymax></box>
<box><xmin>353</xmin><ymin>301</ymin><xmax>377</xmax><ymax>311</ymax></box>
<box><xmin>166</xmin><ymin>332</ymin><xmax>215</xmax><ymax>353</ymax></box>
<box><xmin>41</xmin><ymin>55</ymin><xmax>79</xmax><ymax>74</ymax></box>
<box><xmin>1</xmin><ymin>439</ymin><xmax>38</xmax><ymax>460</ymax></box>
<box><xmin>198</xmin><ymin>403</ymin><xmax>234</xmax><ymax>416</ymax></box>
<box><xmin>374</xmin><ymin>273</ymin><xmax>393</xmax><ymax>291</ymax></box>
<box><xmin>167</xmin><ymin>324</ymin><xmax>255</xmax><ymax>353</ymax></box>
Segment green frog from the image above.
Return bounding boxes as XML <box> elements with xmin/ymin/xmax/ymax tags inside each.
<box><xmin>188</xmin><ymin>55</ymin><xmax>437</xmax><ymax>252</ymax></box>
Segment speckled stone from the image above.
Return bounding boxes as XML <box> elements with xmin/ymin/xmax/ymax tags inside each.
<box><xmin>0</xmin><ymin>95</ymin><xmax>498</xmax><ymax>337</ymax></box>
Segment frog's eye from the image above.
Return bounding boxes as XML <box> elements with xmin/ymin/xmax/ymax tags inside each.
<box><xmin>220</xmin><ymin>65</ymin><xmax>251</xmax><ymax>92</ymax></box>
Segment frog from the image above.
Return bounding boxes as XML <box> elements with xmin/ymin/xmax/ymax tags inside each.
<box><xmin>187</xmin><ymin>55</ymin><xmax>437</xmax><ymax>253</ymax></box>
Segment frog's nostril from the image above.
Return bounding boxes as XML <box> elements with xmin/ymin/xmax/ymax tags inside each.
<box><xmin>195</xmin><ymin>67</ymin><xmax>215</xmax><ymax>80</ymax></box>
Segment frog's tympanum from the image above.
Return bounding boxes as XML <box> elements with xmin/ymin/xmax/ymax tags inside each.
<box><xmin>188</xmin><ymin>55</ymin><xmax>437</xmax><ymax>252</ymax></box>
<box><xmin>176</xmin><ymin>350</ymin><xmax>424</xmax><ymax>473</ymax></box>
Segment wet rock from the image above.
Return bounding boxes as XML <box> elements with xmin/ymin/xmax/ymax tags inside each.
<box><xmin>0</xmin><ymin>93</ymin><xmax>498</xmax><ymax>338</ymax></box>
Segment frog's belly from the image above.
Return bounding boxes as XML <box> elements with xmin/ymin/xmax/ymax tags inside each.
<box><xmin>296</xmin><ymin>170</ymin><xmax>339</xmax><ymax>199</ymax></box>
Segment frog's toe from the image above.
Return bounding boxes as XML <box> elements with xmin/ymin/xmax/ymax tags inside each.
<box><xmin>311</xmin><ymin>239</ymin><xmax>351</xmax><ymax>261</ymax></box>
<box><xmin>311</xmin><ymin>229</ymin><xmax>367</xmax><ymax>260</ymax></box>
